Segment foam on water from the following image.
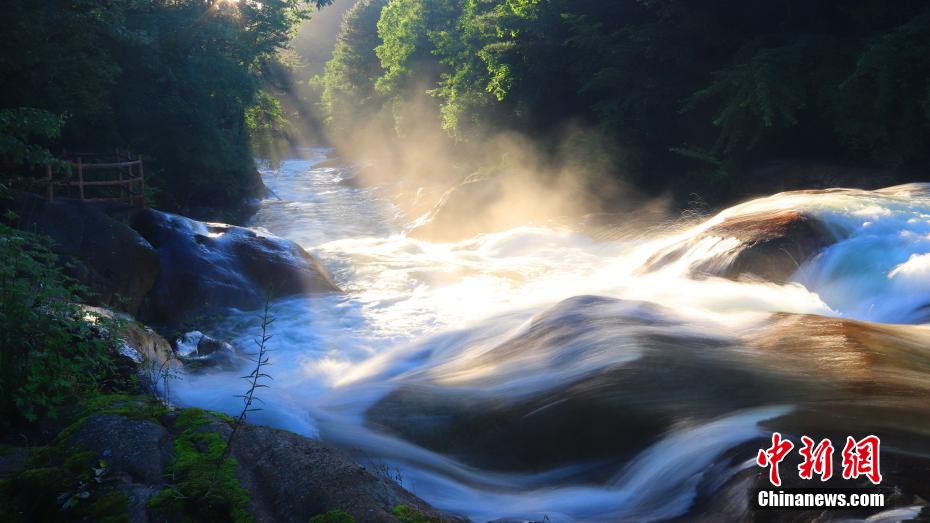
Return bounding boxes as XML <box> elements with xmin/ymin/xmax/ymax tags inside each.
<box><xmin>172</xmin><ymin>151</ymin><xmax>930</xmax><ymax>520</ymax></box>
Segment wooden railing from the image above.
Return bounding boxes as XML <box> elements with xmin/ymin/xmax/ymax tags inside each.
<box><xmin>45</xmin><ymin>152</ymin><xmax>145</xmax><ymax>207</ymax></box>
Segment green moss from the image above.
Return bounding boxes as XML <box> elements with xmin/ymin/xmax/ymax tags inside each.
<box><xmin>174</xmin><ymin>407</ymin><xmax>213</xmax><ymax>431</ymax></box>
<box><xmin>393</xmin><ymin>504</ymin><xmax>442</xmax><ymax>523</ymax></box>
<box><xmin>310</xmin><ymin>509</ymin><xmax>356</xmax><ymax>523</ymax></box>
<box><xmin>79</xmin><ymin>393</ymin><xmax>168</xmax><ymax>422</ymax></box>
<box><xmin>149</xmin><ymin>408</ymin><xmax>251</xmax><ymax>523</ymax></box>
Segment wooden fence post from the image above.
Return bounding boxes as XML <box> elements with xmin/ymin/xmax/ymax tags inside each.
<box><xmin>138</xmin><ymin>155</ymin><xmax>145</xmax><ymax>208</ymax></box>
<box><xmin>77</xmin><ymin>157</ymin><xmax>85</xmax><ymax>201</ymax></box>
<box><xmin>118</xmin><ymin>163</ymin><xmax>126</xmax><ymax>203</ymax></box>
<box><xmin>46</xmin><ymin>164</ymin><xmax>54</xmax><ymax>201</ymax></box>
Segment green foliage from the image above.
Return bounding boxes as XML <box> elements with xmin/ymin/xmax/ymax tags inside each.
<box><xmin>149</xmin><ymin>408</ymin><xmax>252</xmax><ymax>523</ymax></box>
<box><xmin>0</xmin><ymin>108</ymin><xmax>66</xmax><ymax>169</ymax></box>
<box><xmin>246</xmin><ymin>90</ymin><xmax>291</xmax><ymax>163</ymax></box>
<box><xmin>0</xmin><ymin>0</ymin><xmax>332</xmax><ymax>210</ymax></box>
<box><xmin>309</xmin><ymin>509</ymin><xmax>356</xmax><ymax>523</ymax></box>
<box><xmin>323</xmin><ymin>0</ymin><xmax>930</xmax><ymax>200</ymax></box>
<box><xmin>683</xmin><ymin>40</ymin><xmax>814</xmax><ymax>155</ymax></box>
<box><xmin>319</xmin><ymin>0</ymin><xmax>390</xmax><ymax>135</ymax></box>
<box><xmin>833</xmin><ymin>11</ymin><xmax>930</xmax><ymax>164</ymax></box>
<box><xmin>0</xmin><ymin>216</ymin><xmax>120</xmax><ymax>425</ymax></box>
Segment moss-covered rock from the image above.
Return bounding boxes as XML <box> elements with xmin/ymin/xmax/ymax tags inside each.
<box><xmin>149</xmin><ymin>408</ymin><xmax>251</xmax><ymax>522</ymax></box>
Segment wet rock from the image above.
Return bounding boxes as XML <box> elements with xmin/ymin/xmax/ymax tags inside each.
<box><xmin>368</xmin><ymin>296</ymin><xmax>930</xmax><ymax>478</ymax></box>
<box><xmin>196</xmin><ymin>334</ymin><xmax>233</xmax><ymax>357</ymax></box>
<box><xmin>644</xmin><ymin>209</ymin><xmax>837</xmax><ymax>283</ymax></box>
<box><xmin>191</xmin><ymin>415</ymin><xmax>451</xmax><ymax>523</ymax></box>
<box><xmin>131</xmin><ymin>209</ymin><xmax>340</xmax><ymax>324</ymax></box>
<box><xmin>173</xmin><ymin>331</ymin><xmax>239</xmax><ymax>369</ymax></box>
<box><xmin>746</xmin><ymin>313</ymin><xmax>930</xmax><ymax>401</ymax></box>
<box><xmin>366</xmin><ymin>296</ymin><xmax>813</xmax><ymax>472</ymax></box>
<box><xmin>3</xmin><ymin>193</ymin><xmax>160</xmax><ymax>314</ymax></box>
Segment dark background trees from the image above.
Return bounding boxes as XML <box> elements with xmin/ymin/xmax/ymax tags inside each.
<box><xmin>1</xmin><ymin>0</ymin><xmax>331</xmax><ymax>213</ymax></box>
<box><xmin>317</xmin><ymin>0</ymin><xmax>930</xmax><ymax>203</ymax></box>
<box><xmin>5</xmin><ymin>0</ymin><xmax>930</xmax><ymax>209</ymax></box>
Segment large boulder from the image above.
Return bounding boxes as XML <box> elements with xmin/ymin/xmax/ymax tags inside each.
<box><xmin>643</xmin><ymin>209</ymin><xmax>837</xmax><ymax>283</ymax></box>
<box><xmin>4</xmin><ymin>193</ymin><xmax>160</xmax><ymax>314</ymax></box>
<box><xmin>53</xmin><ymin>407</ymin><xmax>454</xmax><ymax>522</ymax></box>
<box><xmin>366</xmin><ymin>296</ymin><xmax>812</xmax><ymax>472</ymax></box>
<box><xmin>366</xmin><ymin>296</ymin><xmax>930</xmax><ymax>474</ymax></box>
<box><xmin>191</xmin><ymin>414</ymin><xmax>451</xmax><ymax>523</ymax></box>
<box><xmin>65</xmin><ymin>413</ymin><xmax>173</xmax><ymax>486</ymax></box>
<box><xmin>131</xmin><ymin>209</ymin><xmax>339</xmax><ymax>324</ymax></box>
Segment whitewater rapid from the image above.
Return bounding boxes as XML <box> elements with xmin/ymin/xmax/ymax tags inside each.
<box><xmin>172</xmin><ymin>149</ymin><xmax>930</xmax><ymax>521</ymax></box>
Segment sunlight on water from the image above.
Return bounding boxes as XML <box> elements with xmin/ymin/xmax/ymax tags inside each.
<box><xmin>172</xmin><ymin>150</ymin><xmax>930</xmax><ymax>521</ymax></box>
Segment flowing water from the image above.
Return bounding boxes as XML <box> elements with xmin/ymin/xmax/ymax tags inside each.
<box><xmin>173</xmin><ymin>149</ymin><xmax>930</xmax><ymax>521</ymax></box>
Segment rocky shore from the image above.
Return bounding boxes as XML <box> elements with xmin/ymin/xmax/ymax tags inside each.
<box><xmin>0</xmin><ymin>194</ymin><xmax>453</xmax><ymax>522</ymax></box>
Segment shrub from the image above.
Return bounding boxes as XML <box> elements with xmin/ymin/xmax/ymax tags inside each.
<box><xmin>0</xmin><ymin>213</ymin><xmax>120</xmax><ymax>426</ymax></box>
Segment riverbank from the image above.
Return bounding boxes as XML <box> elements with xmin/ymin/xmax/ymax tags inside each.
<box><xmin>0</xmin><ymin>187</ymin><xmax>453</xmax><ymax>522</ymax></box>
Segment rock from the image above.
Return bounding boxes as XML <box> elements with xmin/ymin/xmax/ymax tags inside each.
<box><xmin>190</xmin><ymin>415</ymin><xmax>450</xmax><ymax>523</ymax></box>
<box><xmin>65</xmin><ymin>414</ymin><xmax>172</xmax><ymax>485</ymax></box>
<box><xmin>366</xmin><ymin>296</ymin><xmax>812</xmax><ymax>472</ymax></box>
<box><xmin>407</xmin><ymin>176</ymin><xmax>508</xmax><ymax>241</ymax></box>
<box><xmin>196</xmin><ymin>334</ymin><xmax>232</xmax><ymax>357</ymax></box>
<box><xmin>173</xmin><ymin>331</ymin><xmax>239</xmax><ymax>369</ymax></box>
<box><xmin>367</xmin><ymin>295</ymin><xmax>930</xmax><ymax>479</ymax></box>
<box><xmin>745</xmin><ymin>313</ymin><xmax>930</xmax><ymax>400</ymax></box>
<box><xmin>131</xmin><ymin>208</ymin><xmax>339</xmax><ymax>324</ymax></box>
<box><xmin>82</xmin><ymin>306</ymin><xmax>177</xmax><ymax>370</ymax></box>
<box><xmin>644</xmin><ymin>209</ymin><xmax>837</xmax><ymax>283</ymax></box>
<box><xmin>3</xmin><ymin>193</ymin><xmax>160</xmax><ymax>314</ymax></box>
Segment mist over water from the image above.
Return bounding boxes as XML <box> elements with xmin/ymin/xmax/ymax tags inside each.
<box><xmin>173</xmin><ymin>149</ymin><xmax>930</xmax><ymax>521</ymax></box>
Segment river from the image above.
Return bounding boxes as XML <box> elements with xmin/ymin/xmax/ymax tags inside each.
<box><xmin>172</xmin><ymin>148</ymin><xmax>930</xmax><ymax>521</ymax></box>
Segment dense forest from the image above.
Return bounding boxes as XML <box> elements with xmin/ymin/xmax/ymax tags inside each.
<box><xmin>1</xmin><ymin>0</ymin><xmax>331</xmax><ymax>213</ymax></box>
<box><xmin>318</xmin><ymin>0</ymin><xmax>930</xmax><ymax>201</ymax></box>
<box><xmin>4</xmin><ymin>0</ymin><xmax>930</xmax><ymax>209</ymax></box>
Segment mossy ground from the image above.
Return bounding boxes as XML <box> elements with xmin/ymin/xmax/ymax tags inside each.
<box><xmin>1</xmin><ymin>394</ymin><xmax>438</xmax><ymax>522</ymax></box>
<box><xmin>393</xmin><ymin>504</ymin><xmax>443</xmax><ymax>523</ymax></box>
<box><xmin>0</xmin><ymin>394</ymin><xmax>249</xmax><ymax>522</ymax></box>
<box><xmin>148</xmin><ymin>408</ymin><xmax>251</xmax><ymax>523</ymax></box>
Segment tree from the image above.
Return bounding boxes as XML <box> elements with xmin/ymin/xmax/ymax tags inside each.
<box><xmin>320</xmin><ymin>0</ymin><xmax>390</xmax><ymax>135</ymax></box>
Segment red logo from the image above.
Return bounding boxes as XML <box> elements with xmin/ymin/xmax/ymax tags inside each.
<box><xmin>841</xmin><ymin>435</ymin><xmax>882</xmax><ymax>485</ymax></box>
<box><xmin>798</xmin><ymin>436</ymin><xmax>834</xmax><ymax>481</ymax></box>
<box><xmin>756</xmin><ymin>432</ymin><xmax>794</xmax><ymax>486</ymax></box>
